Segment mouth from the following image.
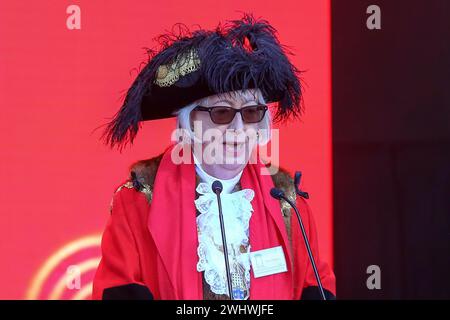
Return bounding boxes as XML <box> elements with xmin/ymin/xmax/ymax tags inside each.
<box><xmin>223</xmin><ymin>141</ymin><xmax>245</xmax><ymax>146</ymax></box>
<box><xmin>223</xmin><ymin>141</ymin><xmax>246</xmax><ymax>148</ymax></box>
<box><xmin>223</xmin><ymin>141</ymin><xmax>245</xmax><ymax>155</ymax></box>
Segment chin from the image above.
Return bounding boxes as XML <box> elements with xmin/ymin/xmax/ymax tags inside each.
<box><xmin>219</xmin><ymin>161</ymin><xmax>246</xmax><ymax>172</ymax></box>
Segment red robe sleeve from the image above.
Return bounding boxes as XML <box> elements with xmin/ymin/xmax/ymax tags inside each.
<box><xmin>92</xmin><ymin>184</ymin><xmax>153</xmax><ymax>300</ymax></box>
<box><xmin>292</xmin><ymin>197</ymin><xmax>336</xmax><ymax>299</ymax></box>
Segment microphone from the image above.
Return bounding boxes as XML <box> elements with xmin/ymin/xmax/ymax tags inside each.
<box><xmin>270</xmin><ymin>187</ymin><xmax>326</xmax><ymax>300</ymax></box>
<box><xmin>212</xmin><ymin>180</ymin><xmax>234</xmax><ymax>300</ymax></box>
<box><xmin>212</xmin><ymin>180</ymin><xmax>223</xmax><ymax>193</ymax></box>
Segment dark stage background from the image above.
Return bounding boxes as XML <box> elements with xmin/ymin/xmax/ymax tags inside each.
<box><xmin>332</xmin><ymin>0</ymin><xmax>450</xmax><ymax>299</ymax></box>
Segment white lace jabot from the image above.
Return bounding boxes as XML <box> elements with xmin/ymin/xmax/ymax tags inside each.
<box><xmin>193</xmin><ymin>155</ymin><xmax>255</xmax><ymax>300</ymax></box>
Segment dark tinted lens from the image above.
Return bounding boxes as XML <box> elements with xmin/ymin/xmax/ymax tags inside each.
<box><xmin>210</xmin><ymin>107</ymin><xmax>236</xmax><ymax>124</ymax></box>
<box><xmin>241</xmin><ymin>105</ymin><xmax>266</xmax><ymax>123</ymax></box>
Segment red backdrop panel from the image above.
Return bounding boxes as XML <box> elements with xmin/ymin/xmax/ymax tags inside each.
<box><xmin>0</xmin><ymin>0</ymin><xmax>332</xmax><ymax>299</ymax></box>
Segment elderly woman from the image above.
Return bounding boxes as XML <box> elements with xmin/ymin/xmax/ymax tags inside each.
<box><xmin>93</xmin><ymin>14</ymin><xmax>335</xmax><ymax>300</ymax></box>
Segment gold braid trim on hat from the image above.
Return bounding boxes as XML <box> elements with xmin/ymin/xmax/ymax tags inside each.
<box><xmin>154</xmin><ymin>49</ymin><xmax>201</xmax><ymax>87</ymax></box>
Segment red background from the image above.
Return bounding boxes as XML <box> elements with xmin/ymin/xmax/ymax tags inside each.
<box><xmin>0</xmin><ymin>0</ymin><xmax>332</xmax><ymax>299</ymax></box>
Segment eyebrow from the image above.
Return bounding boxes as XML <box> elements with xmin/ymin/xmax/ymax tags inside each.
<box><xmin>212</xmin><ymin>98</ymin><xmax>258</xmax><ymax>105</ymax></box>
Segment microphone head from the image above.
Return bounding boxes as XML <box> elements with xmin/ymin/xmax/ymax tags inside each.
<box><xmin>270</xmin><ymin>187</ymin><xmax>285</xmax><ymax>200</ymax></box>
<box><xmin>294</xmin><ymin>171</ymin><xmax>302</xmax><ymax>187</ymax></box>
<box><xmin>212</xmin><ymin>180</ymin><xmax>223</xmax><ymax>194</ymax></box>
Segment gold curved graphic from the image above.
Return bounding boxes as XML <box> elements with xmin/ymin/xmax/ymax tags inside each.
<box><xmin>26</xmin><ymin>234</ymin><xmax>102</xmax><ymax>300</ymax></box>
<box><xmin>71</xmin><ymin>282</ymin><xmax>94</xmax><ymax>300</ymax></box>
<box><xmin>48</xmin><ymin>258</ymin><xmax>101</xmax><ymax>300</ymax></box>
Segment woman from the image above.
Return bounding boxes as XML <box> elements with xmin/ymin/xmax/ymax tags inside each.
<box><xmin>93</xmin><ymin>14</ymin><xmax>335</xmax><ymax>300</ymax></box>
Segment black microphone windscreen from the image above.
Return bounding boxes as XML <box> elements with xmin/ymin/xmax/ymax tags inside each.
<box><xmin>212</xmin><ymin>180</ymin><xmax>223</xmax><ymax>194</ymax></box>
<box><xmin>294</xmin><ymin>171</ymin><xmax>301</xmax><ymax>186</ymax></box>
<box><xmin>270</xmin><ymin>188</ymin><xmax>285</xmax><ymax>200</ymax></box>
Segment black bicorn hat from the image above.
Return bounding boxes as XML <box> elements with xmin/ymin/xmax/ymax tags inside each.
<box><xmin>102</xmin><ymin>13</ymin><xmax>303</xmax><ymax>149</ymax></box>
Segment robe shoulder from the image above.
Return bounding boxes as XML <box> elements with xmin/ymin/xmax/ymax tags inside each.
<box><xmin>108</xmin><ymin>153</ymin><xmax>163</xmax><ymax>214</ymax></box>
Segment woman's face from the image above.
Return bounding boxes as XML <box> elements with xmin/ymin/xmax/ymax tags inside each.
<box><xmin>190</xmin><ymin>89</ymin><xmax>266</xmax><ymax>179</ymax></box>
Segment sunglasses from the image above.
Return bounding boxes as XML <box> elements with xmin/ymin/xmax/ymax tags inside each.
<box><xmin>194</xmin><ymin>104</ymin><xmax>268</xmax><ymax>124</ymax></box>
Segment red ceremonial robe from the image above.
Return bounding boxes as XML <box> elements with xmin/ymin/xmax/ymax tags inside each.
<box><xmin>92</xmin><ymin>145</ymin><xmax>336</xmax><ymax>299</ymax></box>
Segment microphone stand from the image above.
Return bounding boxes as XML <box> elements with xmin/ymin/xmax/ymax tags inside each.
<box><xmin>270</xmin><ymin>187</ymin><xmax>327</xmax><ymax>300</ymax></box>
<box><xmin>212</xmin><ymin>180</ymin><xmax>234</xmax><ymax>300</ymax></box>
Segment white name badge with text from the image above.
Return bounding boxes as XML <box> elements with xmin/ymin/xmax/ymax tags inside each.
<box><xmin>249</xmin><ymin>246</ymin><xmax>288</xmax><ymax>278</ymax></box>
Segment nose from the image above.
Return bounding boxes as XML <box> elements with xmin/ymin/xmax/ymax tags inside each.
<box><xmin>228</xmin><ymin>111</ymin><xmax>244</xmax><ymax>131</ymax></box>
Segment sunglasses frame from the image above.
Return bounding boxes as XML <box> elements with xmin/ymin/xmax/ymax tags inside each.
<box><xmin>193</xmin><ymin>104</ymin><xmax>268</xmax><ymax>124</ymax></box>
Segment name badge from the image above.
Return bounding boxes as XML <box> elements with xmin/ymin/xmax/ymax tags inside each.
<box><xmin>249</xmin><ymin>246</ymin><xmax>288</xmax><ymax>278</ymax></box>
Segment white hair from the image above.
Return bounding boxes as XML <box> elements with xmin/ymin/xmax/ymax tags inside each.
<box><xmin>173</xmin><ymin>89</ymin><xmax>272</xmax><ymax>145</ymax></box>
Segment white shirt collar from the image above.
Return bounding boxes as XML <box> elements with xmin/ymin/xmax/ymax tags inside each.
<box><xmin>193</xmin><ymin>153</ymin><xmax>243</xmax><ymax>194</ymax></box>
